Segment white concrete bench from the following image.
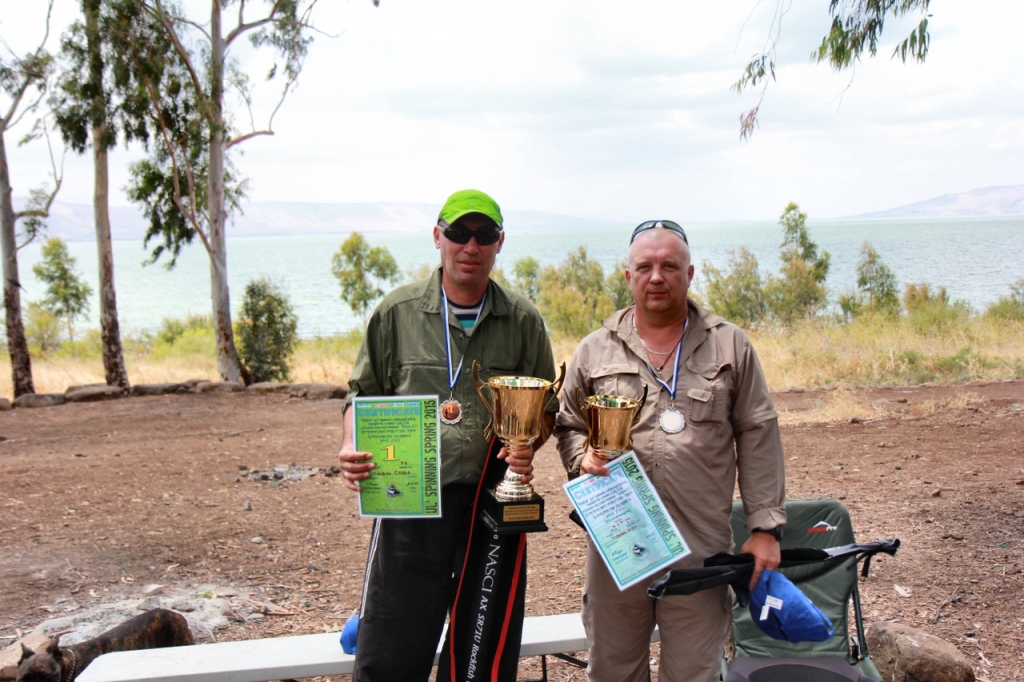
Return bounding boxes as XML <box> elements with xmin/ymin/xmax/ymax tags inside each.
<box><xmin>78</xmin><ymin>613</ymin><xmax>660</xmax><ymax>682</ymax></box>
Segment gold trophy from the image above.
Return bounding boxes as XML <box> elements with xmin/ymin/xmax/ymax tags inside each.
<box><xmin>576</xmin><ymin>385</ymin><xmax>648</xmax><ymax>462</ymax></box>
<box><xmin>472</xmin><ymin>361</ymin><xmax>565</xmax><ymax>534</ymax></box>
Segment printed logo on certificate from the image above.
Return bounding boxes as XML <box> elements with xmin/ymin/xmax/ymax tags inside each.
<box><xmin>353</xmin><ymin>395</ymin><xmax>441</xmax><ymax>518</ymax></box>
<box><xmin>563</xmin><ymin>451</ymin><xmax>690</xmax><ymax>591</ymax></box>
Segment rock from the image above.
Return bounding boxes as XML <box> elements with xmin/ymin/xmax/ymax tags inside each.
<box><xmin>848</xmin><ymin>415</ymin><xmax>863</xmax><ymax>424</ymax></box>
<box><xmin>137</xmin><ymin>596</ymin><xmax>162</xmax><ymax>611</ymax></box>
<box><xmin>216</xmin><ymin>588</ymin><xmax>238</xmax><ymax>597</ymax></box>
<box><xmin>65</xmin><ymin>385</ymin><xmax>124</xmax><ymax>402</ymax></box>
<box><xmin>168</xmin><ymin>598</ymin><xmax>199</xmax><ymax>612</ymax></box>
<box><xmin>247</xmin><ymin>612</ymin><xmax>265</xmax><ymax>622</ymax></box>
<box><xmin>243</xmin><ymin>501</ymin><xmax>253</xmax><ymax>511</ymax></box>
<box><xmin>247</xmin><ymin>382</ymin><xmax>291</xmax><ymax>394</ymax></box>
<box><xmin>131</xmin><ymin>383</ymin><xmax>189</xmax><ymax>397</ymax></box>
<box><xmin>867</xmin><ymin>622</ymin><xmax>975</xmax><ymax>682</ymax></box>
<box><xmin>0</xmin><ymin>631</ymin><xmax>52</xmax><ymax>678</ymax></box>
<box><xmin>251</xmin><ymin>536</ymin><xmax>264</xmax><ymax>544</ymax></box>
<box><xmin>0</xmin><ymin>398</ymin><xmax>11</xmax><ymax>411</ymax></box>
<box><xmin>286</xmin><ymin>383</ymin><xmax>348</xmax><ymax>400</ymax></box>
<box><xmin>13</xmin><ymin>393</ymin><xmax>66</xmax><ymax>408</ymax></box>
<box><xmin>141</xmin><ymin>584</ymin><xmax>164</xmax><ymax>597</ymax></box>
<box><xmin>193</xmin><ymin>381</ymin><xmax>245</xmax><ymax>393</ymax></box>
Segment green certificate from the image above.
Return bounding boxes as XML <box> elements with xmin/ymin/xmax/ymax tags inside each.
<box><xmin>353</xmin><ymin>395</ymin><xmax>441</xmax><ymax>518</ymax></box>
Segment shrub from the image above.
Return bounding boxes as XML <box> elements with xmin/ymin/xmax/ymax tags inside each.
<box><xmin>764</xmin><ymin>203</ymin><xmax>830</xmax><ymax>323</ymax></box>
<box><xmin>985</xmin><ymin>279</ymin><xmax>1024</xmax><ymax>321</ymax></box>
<box><xmin>701</xmin><ymin>247</ymin><xmax>766</xmax><ymax>327</ymax></box>
<box><xmin>25</xmin><ymin>302</ymin><xmax>61</xmax><ymax>357</ymax></box>
<box><xmin>237</xmin><ymin>277</ymin><xmax>299</xmax><ymax>384</ymax></box>
<box><xmin>331</xmin><ymin>232</ymin><xmax>400</xmax><ymax>325</ymax></box>
<box><xmin>903</xmin><ymin>283</ymin><xmax>970</xmax><ymax>333</ymax></box>
<box><xmin>537</xmin><ymin>247</ymin><xmax>615</xmax><ymax>337</ymax></box>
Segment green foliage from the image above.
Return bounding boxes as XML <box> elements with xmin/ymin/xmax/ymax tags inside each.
<box><xmin>25</xmin><ymin>302</ymin><xmax>61</xmax><ymax>357</ymax></box>
<box><xmin>763</xmin><ymin>203</ymin><xmax>830</xmax><ymax>323</ymax></box>
<box><xmin>511</xmin><ymin>256</ymin><xmax>541</xmax><ymax>303</ymax></box>
<box><xmin>537</xmin><ymin>247</ymin><xmax>615</xmax><ymax>337</ymax></box>
<box><xmin>607</xmin><ymin>259</ymin><xmax>633</xmax><ymax>310</ymax></box>
<box><xmin>331</xmin><ymin>232</ymin><xmax>400</xmax><ymax>324</ymax></box>
<box><xmin>236</xmin><ymin>278</ymin><xmax>298</xmax><ymax>384</ymax></box>
<box><xmin>855</xmin><ymin>241</ymin><xmax>900</xmax><ymax>315</ymax></box>
<box><xmin>902</xmin><ymin>282</ymin><xmax>970</xmax><ymax>332</ymax></box>
<box><xmin>701</xmin><ymin>247</ymin><xmax>767</xmax><ymax>327</ymax></box>
<box><xmin>985</xmin><ymin>279</ymin><xmax>1024</xmax><ymax>321</ymax></box>
<box><xmin>157</xmin><ymin>314</ymin><xmax>213</xmax><ymax>345</ymax></box>
<box><xmin>148</xmin><ymin>316</ymin><xmax>216</xmax><ymax>359</ymax></box>
<box><xmin>32</xmin><ymin>237</ymin><xmax>93</xmax><ymax>341</ymax></box>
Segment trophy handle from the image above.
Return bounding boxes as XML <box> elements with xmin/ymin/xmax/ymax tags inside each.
<box><xmin>471</xmin><ymin>360</ymin><xmax>496</xmax><ymax>440</ymax></box>
<box><xmin>575</xmin><ymin>385</ymin><xmax>594</xmax><ymax>448</ymax></box>
<box><xmin>540</xmin><ymin>363</ymin><xmax>567</xmax><ymax>439</ymax></box>
<box><xmin>633</xmin><ymin>384</ymin><xmax>649</xmax><ymax>424</ymax></box>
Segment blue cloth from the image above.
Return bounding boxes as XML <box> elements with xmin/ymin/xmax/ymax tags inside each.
<box><xmin>748</xmin><ymin>570</ymin><xmax>834</xmax><ymax>643</ymax></box>
<box><xmin>341</xmin><ymin>614</ymin><xmax>359</xmax><ymax>654</ymax></box>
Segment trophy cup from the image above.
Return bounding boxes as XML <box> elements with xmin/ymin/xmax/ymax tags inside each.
<box><xmin>576</xmin><ymin>385</ymin><xmax>648</xmax><ymax>462</ymax></box>
<box><xmin>472</xmin><ymin>361</ymin><xmax>565</xmax><ymax>534</ymax></box>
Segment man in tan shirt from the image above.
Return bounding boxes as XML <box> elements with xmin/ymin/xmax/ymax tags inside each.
<box><xmin>555</xmin><ymin>221</ymin><xmax>786</xmax><ymax>682</ymax></box>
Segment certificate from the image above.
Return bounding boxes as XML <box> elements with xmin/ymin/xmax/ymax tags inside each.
<box><xmin>563</xmin><ymin>451</ymin><xmax>690</xmax><ymax>590</ymax></box>
<box><xmin>353</xmin><ymin>395</ymin><xmax>441</xmax><ymax>518</ymax></box>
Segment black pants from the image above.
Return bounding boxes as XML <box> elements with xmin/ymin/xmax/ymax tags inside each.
<box><xmin>353</xmin><ymin>484</ymin><xmax>475</xmax><ymax>681</ymax></box>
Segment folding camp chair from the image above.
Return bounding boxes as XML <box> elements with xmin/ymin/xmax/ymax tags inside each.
<box><xmin>727</xmin><ymin>498</ymin><xmax>892</xmax><ymax>681</ymax></box>
<box><xmin>648</xmin><ymin>498</ymin><xmax>898</xmax><ymax>681</ymax></box>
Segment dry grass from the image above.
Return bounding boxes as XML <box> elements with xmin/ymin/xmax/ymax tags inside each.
<box><xmin>3</xmin><ymin>315</ymin><xmax>1022</xmax><ymax>404</ymax></box>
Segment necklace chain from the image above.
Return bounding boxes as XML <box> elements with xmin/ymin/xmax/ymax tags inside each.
<box><xmin>632</xmin><ymin>316</ymin><xmax>682</xmax><ymax>356</ymax></box>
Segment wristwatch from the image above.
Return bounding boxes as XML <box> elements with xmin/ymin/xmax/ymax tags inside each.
<box><xmin>752</xmin><ymin>526</ymin><xmax>783</xmax><ymax>542</ymax></box>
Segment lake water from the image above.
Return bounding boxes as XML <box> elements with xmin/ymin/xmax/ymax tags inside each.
<box><xmin>15</xmin><ymin>215</ymin><xmax>1024</xmax><ymax>338</ymax></box>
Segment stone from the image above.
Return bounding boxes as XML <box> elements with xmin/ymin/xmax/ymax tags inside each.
<box><xmin>168</xmin><ymin>598</ymin><xmax>199</xmax><ymax>612</ymax></box>
<box><xmin>867</xmin><ymin>622</ymin><xmax>975</xmax><ymax>682</ymax></box>
<box><xmin>286</xmin><ymin>383</ymin><xmax>348</xmax><ymax>400</ymax></box>
<box><xmin>141</xmin><ymin>584</ymin><xmax>164</xmax><ymax>596</ymax></box>
<box><xmin>65</xmin><ymin>385</ymin><xmax>124</xmax><ymax>403</ymax></box>
<box><xmin>848</xmin><ymin>415</ymin><xmax>863</xmax><ymax>424</ymax></box>
<box><xmin>193</xmin><ymin>381</ymin><xmax>245</xmax><ymax>393</ymax></box>
<box><xmin>247</xmin><ymin>382</ymin><xmax>290</xmax><ymax>394</ymax></box>
<box><xmin>137</xmin><ymin>596</ymin><xmax>162</xmax><ymax>611</ymax></box>
<box><xmin>13</xmin><ymin>393</ymin><xmax>66</xmax><ymax>408</ymax></box>
<box><xmin>131</xmin><ymin>383</ymin><xmax>188</xmax><ymax>397</ymax></box>
<box><xmin>0</xmin><ymin>398</ymin><xmax>11</xmax><ymax>411</ymax></box>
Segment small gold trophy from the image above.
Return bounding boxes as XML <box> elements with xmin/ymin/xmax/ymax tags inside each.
<box><xmin>473</xmin><ymin>361</ymin><xmax>565</xmax><ymax>534</ymax></box>
<box><xmin>576</xmin><ymin>385</ymin><xmax>648</xmax><ymax>462</ymax></box>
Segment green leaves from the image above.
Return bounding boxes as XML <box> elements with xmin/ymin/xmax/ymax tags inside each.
<box><xmin>237</xmin><ymin>278</ymin><xmax>299</xmax><ymax>384</ymax></box>
<box><xmin>331</xmin><ymin>233</ymin><xmax>401</xmax><ymax>325</ymax></box>
<box><xmin>31</xmin><ymin>237</ymin><xmax>93</xmax><ymax>342</ymax></box>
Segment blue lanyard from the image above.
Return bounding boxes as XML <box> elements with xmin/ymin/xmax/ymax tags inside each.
<box><xmin>441</xmin><ymin>288</ymin><xmax>486</xmax><ymax>392</ymax></box>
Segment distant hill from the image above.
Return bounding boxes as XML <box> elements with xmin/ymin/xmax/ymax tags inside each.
<box><xmin>14</xmin><ymin>199</ymin><xmax>619</xmax><ymax>242</ymax></box>
<box><xmin>853</xmin><ymin>185</ymin><xmax>1024</xmax><ymax>219</ymax></box>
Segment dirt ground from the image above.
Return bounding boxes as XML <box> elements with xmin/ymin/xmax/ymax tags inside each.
<box><xmin>1</xmin><ymin>381</ymin><xmax>1022</xmax><ymax>681</ymax></box>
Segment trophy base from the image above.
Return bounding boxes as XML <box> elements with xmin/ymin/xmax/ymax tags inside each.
<box><xmin>480</xmin><ymin>488</ymin><xmax>548</xmax><ymax>535</ymax></box>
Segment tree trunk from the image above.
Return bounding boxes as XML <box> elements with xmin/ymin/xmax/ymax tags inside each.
<box><xmin>207</xmin><ymin>0</ymin><xmax>243</xmax><ymax>384</ymax></box>
<box><xmin>86</xmin><ymin>1</ymin><xmax>130</xmax><ymax>390</ymax></box>
<box><xmin>0</xmin><ymin>130</ymin><xmax>35</xmax><ymax>397</ymax></box>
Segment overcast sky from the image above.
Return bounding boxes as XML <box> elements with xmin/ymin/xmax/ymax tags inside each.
<box><xmin>3</xmin><ymin>1</ymin><xmax>1022</xmax><ymax>222</ymax></box>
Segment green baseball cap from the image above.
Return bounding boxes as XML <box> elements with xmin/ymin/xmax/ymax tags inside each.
<box><xmin>438</xmin><ymin>189</ymin><xmax>503</xmax><ymax>229</ymax></box>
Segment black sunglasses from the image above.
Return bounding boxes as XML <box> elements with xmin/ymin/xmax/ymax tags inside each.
<box><xmin>439</xmin><ymin>220</ymin><xmax>502</xmax><ymax>246</ymax></box>
<box><xmin>630</xmin><ymin>220</ymin><xmax>688</xmax><ymax>245</ymax></box>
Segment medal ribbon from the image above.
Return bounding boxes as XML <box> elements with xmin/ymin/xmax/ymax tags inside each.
<box><xmin>643</xmin><ymin>317</ymin><xmax>689</xmax><ymax>400</ymax></box>
<box><xmin>442</xmin><ymin>288</ymin><xmax>487</xmax><ymax>394</ymax></box>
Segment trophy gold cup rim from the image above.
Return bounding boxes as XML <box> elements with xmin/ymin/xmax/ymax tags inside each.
<box><xmin>584</xmin><ymin>393</ymin><xmax>643</xmax><ymax>410</ymax></box>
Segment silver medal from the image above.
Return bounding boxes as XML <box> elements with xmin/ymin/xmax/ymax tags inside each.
<box><xmin>659</xmin><ymin>408</ymin><xmax>685</xmax><ymax>433</ymax></box>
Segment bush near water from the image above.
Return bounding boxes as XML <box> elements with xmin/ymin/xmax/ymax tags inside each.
<box><xmin>4</xmin><ymin>204</ymin><xmax>1024</xmax><ymax>398</ymax></box>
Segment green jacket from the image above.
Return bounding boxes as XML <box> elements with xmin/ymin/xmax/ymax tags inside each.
<box><xmin>348</xmin><ymin>268</ymin><xmax>557</xmax><ymax>487</ymax></box>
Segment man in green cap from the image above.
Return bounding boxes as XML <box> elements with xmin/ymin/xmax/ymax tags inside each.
<box><xmin>338</xmin><ymin>189</ymin><xmax>557</xmax><ymax>681</ymax></box>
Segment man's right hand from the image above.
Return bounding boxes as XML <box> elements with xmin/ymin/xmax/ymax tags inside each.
<box><xmin>338</xmin><ymin>447</ymin><xmax>374</xmax><ymax>492</ymax></box>
<box><xmin>579</xmin><ymin>449</ymin><xmax>612</xmax><ymax>477</ymax></box>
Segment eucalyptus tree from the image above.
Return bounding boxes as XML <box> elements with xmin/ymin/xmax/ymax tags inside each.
<box><xmin>52</xmin><ymin>0</ymin><xmax>169</xmax><ymax>390</ymax></box>
<box><xmin>0</xmin><ymin>0</ymin><xmax>61</xmax><ymax>398</ymax></box>
<box><xmin>735</xmin><ymin>0</ymin><xmax>932</xmax><ymax>137</ymax></box>
<box><xmin>123</xmin><ymin>0</ymin><xmax>379</xmax><ymax>384</ymax></box>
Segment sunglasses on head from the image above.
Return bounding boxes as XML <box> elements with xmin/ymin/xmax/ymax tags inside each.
<box><xmin>630</xmin><ymin>220</ymin><xmax>688</xmax><ymax>245</ymax></box>
<box><xmin>439</xmin><ymin>220</ymin><xmax>502</xmax><ymax>246</ymax></box>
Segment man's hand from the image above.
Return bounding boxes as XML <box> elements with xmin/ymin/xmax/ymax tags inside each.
<box><xmin>740</xmin><ymin>531</ymin><xmax>781</xmax><ymax>591</ymax></box>
<box><xmin>337</xmin><ymin>446</ymin><xmax>374</xmax><ymax>492</ymax></box>
<box><xmin>498</xmin><ymin>444</ymin><xmax>536</xmax><ymax>484</ymax></box>
<box><xmin>578</xmin><ymin>449</ymin><xmax>612</xmax><ymax>477</ymax></box>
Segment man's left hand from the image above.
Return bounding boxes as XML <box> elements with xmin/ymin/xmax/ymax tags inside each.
<box><xmin>498</xmin><ymin>444</ymin><xmax>536</xmax><ymax>484</ymax></box>
<box><xmin>740</xmin><ymin>531</ymin><xmax>781</xmax><ymax>591</ymax></box>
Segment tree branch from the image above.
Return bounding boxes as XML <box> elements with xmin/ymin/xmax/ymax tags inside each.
<box><xmin>226</xmin><ymin>129</ymin><xmax>273</xmax><ymax>148</ymax></box>
<box><xmin>225</xmin><ymin>0</ymin><xmax>286</xmax><ymax>46</ymax></box>
<box><xmin>146</xmin><ymin>0</ymin><xmax>209</xmax><ymax>108</ymax></box>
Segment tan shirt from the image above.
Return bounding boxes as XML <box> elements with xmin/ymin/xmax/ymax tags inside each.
<box><xmin>554</xmin><ymin>301</ymin><xmax>786</xmax><ymax>565</ymax></box>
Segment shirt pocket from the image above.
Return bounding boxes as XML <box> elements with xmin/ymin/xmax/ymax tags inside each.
<box><xmin>588</xmin><ymin>363</ymin><xmax>644</xmax><ymax>402</ymax></box>
<box><xmin>683</xmin><ymin>360</ymin><xmax>732</xmax><ymax>423</ymax></box>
